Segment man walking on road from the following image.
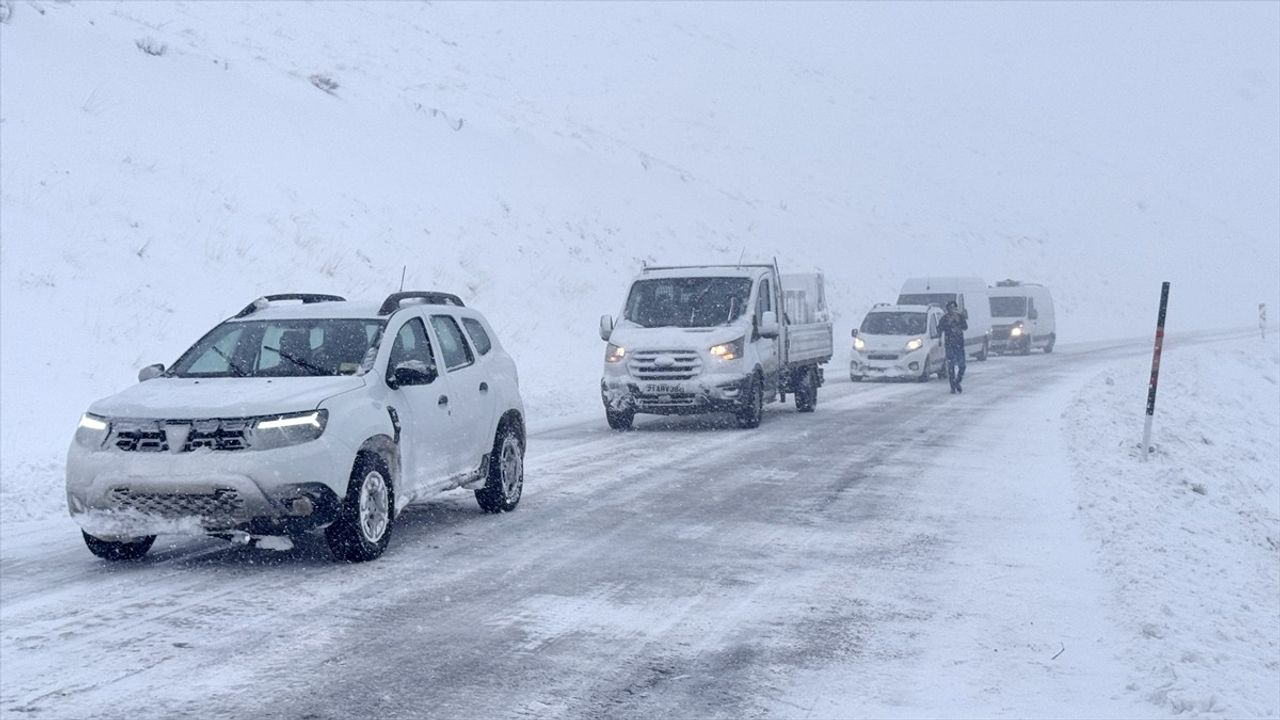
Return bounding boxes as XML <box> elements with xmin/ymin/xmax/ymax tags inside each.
<box><xmin>939</xmin><ymin>301</ymin><xmax>968</xmax><ymax>393</ymax></box>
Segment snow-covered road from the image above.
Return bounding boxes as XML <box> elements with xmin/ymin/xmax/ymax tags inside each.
<box><xmin>0</xmin><ymin>332</ymin><xmax>1271</xmax><ymax>719</ymax></box>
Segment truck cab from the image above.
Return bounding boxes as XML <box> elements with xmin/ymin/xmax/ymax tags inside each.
<box><xmin>599</xmin><ymin>264</ymin><xmax>831</xmax><ymax>430</ymax></box>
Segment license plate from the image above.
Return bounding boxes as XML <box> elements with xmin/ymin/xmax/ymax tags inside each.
<box><xmin>644</xmin><ymin>383</ymin><xmax>680</xmax><ymax>394</ymax></box>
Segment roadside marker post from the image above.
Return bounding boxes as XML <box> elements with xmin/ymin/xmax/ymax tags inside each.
<box><xmin>1142</xmin><ymin>282</ymin><xmax>1171</xmax><ymax>462</ymax></box>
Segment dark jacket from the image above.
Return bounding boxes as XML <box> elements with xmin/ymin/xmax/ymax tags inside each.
<box><xmin>938</xmin><ymin>310</ymin><xmax>968</xmax><ymax>352</ymax></box>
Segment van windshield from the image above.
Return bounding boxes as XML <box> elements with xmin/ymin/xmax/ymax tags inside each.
<box><xmin>624</xmin><ymin>277</ymin><xmax>753</xmax><ymax>328</ymax></box>
<box><xmin>990</xmin><ymin>296</ymin><xmax>1028</xmax><ymax>318</ymax></box>
<box><xmin>861</xmin><ymin>312</ymin><xmax>926</xmax><ymax>336</ymax></box>
<box><xmin>170</xmin><ymin>319</ymin><xmax>386</xmax><ymax>378</ymax></box>
<box><xmin>898</xmin><ymin>293</ymin><xmax>956</xmax><ymax>308</ymax></box>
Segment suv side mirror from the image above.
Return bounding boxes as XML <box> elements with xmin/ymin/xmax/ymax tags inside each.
<box><xmin>850</xmin><ymin>328</ymin><xmax>859</xmax><ymax>339</ymax></box>
<box><xmin>599</xmin><ymin>314</ymin><xmax>614</xmax><ymax>342</ymax></box>
<box><xmin>1028</xmin><ymin>308</ymin><xmax>1039</xmax><ymax>320</ymax></box>
<box><xmin>759</xmin><ymin>311</ymin><xmax>780</xmax><ymax>339</ymax></box>
<box><xmin>389</xmin><ymin>360</ymin><xmax>437</xmax><ymax>388</ymax></box>
<box><xmin>138</xmin><ymin>363</ymin><xmax>166</xmax><ymax>382</ymax></box>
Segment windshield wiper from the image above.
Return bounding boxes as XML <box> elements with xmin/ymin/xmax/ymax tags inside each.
<box><xmin>209</xmin><ymin>345</ymin><xmax>248</xmax><ymax>377</ymax></box>
<box><xmin>265</xmin><ymin>346</ymin><xmax>327</xmax><ymax>376</ymax></box>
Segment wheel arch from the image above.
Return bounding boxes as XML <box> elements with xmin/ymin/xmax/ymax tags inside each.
<box><xmin>496</xmin><ymin>409</ymin><xmax>526</xmax><ymax>451</ymax></box>
<box><xmin>356</xmin><ymin>434</ymin><xmax>401</xmax><ymax>505</ymax></box>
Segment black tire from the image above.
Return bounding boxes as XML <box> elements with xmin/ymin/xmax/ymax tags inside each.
<box><xmin>326</xmin><ymin>452</ymin><xmax>394</xmax><ymax>562</ymax></box>
<box><xmin>1044</xmin><ymin>334</ymin><xmax>1056</xmax><ymax>353</ymax></box>
<box><xmin>917</xmin><ymin>361</ymin><xmax>932</xmax><ymax>382</ymax></box>
<box><xmin>605</xmin><ymin>409</ymin><xmax>634</xmax><ymax>431</ymax></box>
<box><xmin>736</xmin><ymin>374</ymin><xmax>764</xmax><ymax>429</ymax></box>
<box><xmin>794</xmin><ymin>367</ymin><xmax>817</xmax><ymax>412</ymax></box>
<box><xmin>850</xmin><ymin>373</ymin><xmax>863</xmax><ymax>382</ymax></box>
<box><xmin>82</xmin><ymin>531</ymin><xmax>155</xmax><ymax>561</ymax></box>
<box><xmin>975</xmin><ymin>338</ymin><xmax>989</xmax><ymax>362</ymax></box>
<box><xmin>475</xmin><ymin>425</ymin><xmax>524</xmax><ymax>513</ymax></box>
<box><xmin>1019</xmin><ymin>335</ymin><xmax>1033</xmax><ymax>355</ymax></box>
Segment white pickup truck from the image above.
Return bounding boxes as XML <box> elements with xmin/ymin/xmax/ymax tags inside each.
<box><xmin>598</xmin><ymin>264</ymin><xmax>833</xmax><ymax>429</ymax></box>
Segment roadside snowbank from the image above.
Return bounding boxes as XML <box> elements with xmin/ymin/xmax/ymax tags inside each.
<box><xmin>1064</xmin><ymin>338</ymin><xmax>1280</xmax><ymax>717</ymax></box>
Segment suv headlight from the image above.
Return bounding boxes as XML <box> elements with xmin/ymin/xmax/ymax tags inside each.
<box><xmin>605</xmin><ymin>343</ymin><xmax>626</xmax><ymax>363</ymax></box>
<box><xmin>251</xmin><ymin>410</ymin><xmax>328</xmax><ymax>450</ymax></box>
<box><xmin>905</xmin><ymin>337</ymin><xmax>924</xmax><ymax>351</ymax></box>
<box><xmin>75</xmin><ymin>413</ymin><xmax>111</xmax><ymax>449</ymax></box>
<box><xmin>853</xmin><ymin>337</ymin><xmax>866</xmax><ymax>351</ymax></box>
<box><xmin>709</xmin><ymin>337</ymin><xmax>745</xmax><ymax>361</ymax></box>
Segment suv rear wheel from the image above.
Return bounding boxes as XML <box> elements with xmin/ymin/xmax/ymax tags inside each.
<box><xmin>326</xmin><ymin>452</ymin><xmax>394</xmax><ymax>562</ymax></box>
<box><xmin>476</xmin><ymin>426</ymin><xmax>524</xmax><ymax>513</ymax></box>
<box><xmin>82</xmin><ymin>531</ymin><xmax>155</xmax><ymax>561</ymax></box>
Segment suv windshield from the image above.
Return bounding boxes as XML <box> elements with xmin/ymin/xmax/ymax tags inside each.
<box><xmin>624</xmin><ymin>277</ymin><xmax>753</xmax><ymax>328</ymax></box>
<box><xmin>170</xmin><ymin>319</ymin><xmax>386</xmax><ymax>378</ymax></box>
<box><xmin>861</xmin><ymin>312</ymin><xmax>927</xmax><ymax>336</ymax></box>
<box><xmin>990</xmin><ymin>296</ymin><xmax>1028</xmax><ymax>318</ymax></box>
<box><xmin>897</xmin><ymin>293</ymin><xmax>956</xmax><ymax>308</ymax></box>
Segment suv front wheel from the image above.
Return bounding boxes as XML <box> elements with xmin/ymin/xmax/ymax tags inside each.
<box><xmin>476</xmin><ymin>426</ymin><xmax>524</xmax><ymax>513</ymax></box>
<box><xmin>327</xmin><ymin>452</ymin><xmax>394</xmax><ymax>562</ymax></box>
<box><xmin>83</xmin><ymin>531</ymin><xmax>155</xmax><ymax>561</ymax></box>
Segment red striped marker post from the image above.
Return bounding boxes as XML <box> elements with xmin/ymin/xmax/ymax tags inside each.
<box><xmin>1142</xmin><ymin>282</ymin><xmax>1171</xmax><ymax>461</ymax></box>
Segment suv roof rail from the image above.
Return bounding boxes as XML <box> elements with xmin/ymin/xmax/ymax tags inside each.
<box><xmin>378</xmin><ymin>291</ymin><xmax>465</xmax><ymax>315</ymax></box>
<box><xmin>872</xmin><ymin>302</ymin><xmax>893</xmax><ymax>308</ymax></box>
<box><xmin>234</xmin><ymin>293</ymin><xmax>346</xmax><ymax>318</ymax></box>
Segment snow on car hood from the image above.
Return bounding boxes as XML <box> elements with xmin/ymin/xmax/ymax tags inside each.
<box><xmin>88</xmin><ymin>376</ymin><xmax>367</xmax><ymax>419</ymax></box>
<box><xmin>608</xmin><ymin>323</ymin><xmax>748</xmax><ymax>351</ymax></box>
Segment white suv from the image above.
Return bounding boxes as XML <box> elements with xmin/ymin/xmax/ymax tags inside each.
<box><xmin>66</xmin><ymin>292</ymin><xmax>526</xmax><ymax>562</ymax></box>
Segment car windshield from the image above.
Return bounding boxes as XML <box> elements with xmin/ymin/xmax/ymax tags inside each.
<box><xmin>897</xmin><ymin>292</ymin><xmax>956</xmax><ymax>308</ymax></box>
<box><xmin>861</xmin><ymin>312</ymin><xmax>927</xmax><ymax>336</ymax></box>
<box><xmin>623</xmin><ymin>277</ymin><xmax>753</xmax><ymax>328</ymax></box>
<box><xmin>990</xmin><ymin>296</ymin><xmax>1028</xmax><ymax>318</ymax></box>
<box><xmin>169</xmin><ymin>319</ymin><xmax>387</xmax><ymax>378</ymax></box>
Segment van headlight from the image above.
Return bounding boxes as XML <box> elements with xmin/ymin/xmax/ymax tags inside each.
<box><xmin>75</xmin><ymin>413</ymin><xmax>111</xmax><ymax>449</ymax></box>
<box><xmin>251</xmin><ymin>410</ymin><xmax>328</xmax><ymax>450</ymax></box>
<box><xmin>854</xmin><ymin>337</ymin><xmax>866</xmax><ymax>351</ymax></box>
<box><xmin>905</xmin><ymin>337</ymin><xmax>924</xmax><ymax>351</ymax></box>
<box><xmin>1010</xmin><ymin>325</ymin><xmax>1023</xmax><ymax>337</ymax></box>
<box><xmin>709</xmin><ymin>337</ymin><xmax>745</xmax><ymax>361</ymax></box>
<box><xmin>605</xmin><ymin>343</ymin><xmax>626</xmax><ymax>363</ymax></box>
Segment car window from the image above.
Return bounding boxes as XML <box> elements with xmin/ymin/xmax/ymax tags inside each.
<box><xmin>386</xmin><ymin>318</ymin><xmax>435</xmax><ymax>383</ymax></box>
<box><xmin>461</xmin><ymin>317</ymin><xmax>493</xmax><ymax>356</ymax></box>
<box><xmin>756</xmin><ymin>279</ymin><xmax>772</xmax><ymax>318</ymax></box>
<box><xmin>186</xmin><ymin>326</ymin><xmax>246</xmax><ymax>374</ymax></box>
<box><xmin>430</xmin><ymin>315</ymin><xmax>475</xmax><ymax>371</ymax></box>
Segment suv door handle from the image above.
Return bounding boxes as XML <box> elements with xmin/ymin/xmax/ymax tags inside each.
<box><xmin>479</xmin><ymin>382</ymin><xmax>489</xmax><ymax>393</ymax></box>
<box><xmin>438</xmin><ymin>395</ymin><xmax>449</xmax><ymax>406</ymax></box>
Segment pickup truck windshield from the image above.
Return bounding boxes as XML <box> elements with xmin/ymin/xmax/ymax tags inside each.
<box><xmin>170</xmin><ymin>319</ymin><xmax>386</xmax><ymax>378</ymax></box>
<box><xmin>624</xmin><ymin>277</ymin><xmax>753</xmax><ymax>328</ymax></box>
<box><xmin>989</xmin><ymin>296</ymin><xmax>1028</xmax><ymax>318</ymax></box>
<box><xmin>861</xmin><ymin>312</ymin><xmax>926</xmax><ymax>336</ymax></box>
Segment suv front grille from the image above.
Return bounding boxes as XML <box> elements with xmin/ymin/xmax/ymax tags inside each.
<box><xmin>109</xmin><ymin>487</ymin><xmax>245</xmax><ymax>524</ymax></box>
<box><xmin>628</xmin><ymin>350</ymin><xmax>702</xmax><ymax>380</ymax></box>
<box><xmin>110</xmin><ymin>419</ymin><xmax>251</xmax><ymax>453</ymax></box>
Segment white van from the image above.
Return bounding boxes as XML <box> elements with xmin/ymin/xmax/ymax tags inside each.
<box><xmin>896</xmin><ymin>277</ymin><xmax>992</xmax><ymax>361</ymax></box>
<box><xmin>987</xmin><ymin>280</ymin><xmax>1056</xmax><ymax>354</ymax></box>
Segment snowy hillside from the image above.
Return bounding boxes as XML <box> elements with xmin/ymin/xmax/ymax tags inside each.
<box><xmin>2</xmin><ymin>1</ymin><xmax>1278</xmax><ymax>519</ymax></box>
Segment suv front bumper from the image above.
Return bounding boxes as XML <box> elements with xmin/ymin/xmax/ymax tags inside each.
<box><xmin>66</xmin><ymin>439</ymin><xmax>353</xmax><ymax>540</ymax></box>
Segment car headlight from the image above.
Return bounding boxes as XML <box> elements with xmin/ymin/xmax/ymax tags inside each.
<box><xmin>75</xmin><ymin>413</ymin><xmax>111</xmax><ymax>449</ymax></box>
<box><xmin>905</xmin><ymin>337</ymin><xmax>924</xmax><ymax>351</ymax></box>
<box><xmin>1010</xmin><ymin>325</ymin><xmax>1023</xmax><ymax>337</ymax></box>
<box><xmin>251</xmin><ymin>410</ymin><xmax>328</xmax><ymax>450</ymax></box>
<box><xmin>605</xmin><ymin>343</ymin><xmax>626</xmax><ymax>363</ymax></box>
<box><xmin>854</xmin><ymin>337</ymin><xmax>866</xmax><ymax>351</ymax></box>
<box><xmin>709</xmin><ymin>337</ymin><xmax>745</xmax><ymax>361</ymax></box>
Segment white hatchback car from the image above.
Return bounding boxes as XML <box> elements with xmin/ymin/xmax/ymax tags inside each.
<box><xmin>849</xmin><ymin>303</ymin><xmax>946</xmax><ymax>382</ymax></box>
<box><xmin>66</xmin><ymin>292</ymin><xmax>526</xmax><ymax>562</ymax></box>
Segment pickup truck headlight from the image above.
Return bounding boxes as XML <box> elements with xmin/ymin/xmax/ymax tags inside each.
<box><xmin>905</xmin><ymin>337</ymin><xmax>924</xmax><ymax>351</ymax></box>
<box><xmin>251</xmin><ymin>410</ymin><xmax>328</xmax><ymax>450</ymax></box>
<box><xmin>853</xmin><ymin>337</ymin><xmax>866</xmax><ymax>351</ymax></box>
<box><xmin>605</xmin><ymin>343</ymin><xmax>626</xmax><ymax>363</ymax></box>
<box><xmin>709</xmin><ymin>337</ymin><xmax>745</xmax><ymax>361</ymax></box>
<box><xmin>1010</xmin><ymin>325</ymin><xmax>1023</xmax><ymax>337</ymax></box>
<box><xmin>75</xmin><ymin>413</ymin><xmax>111</xmax><ymax>449</ymax></box>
